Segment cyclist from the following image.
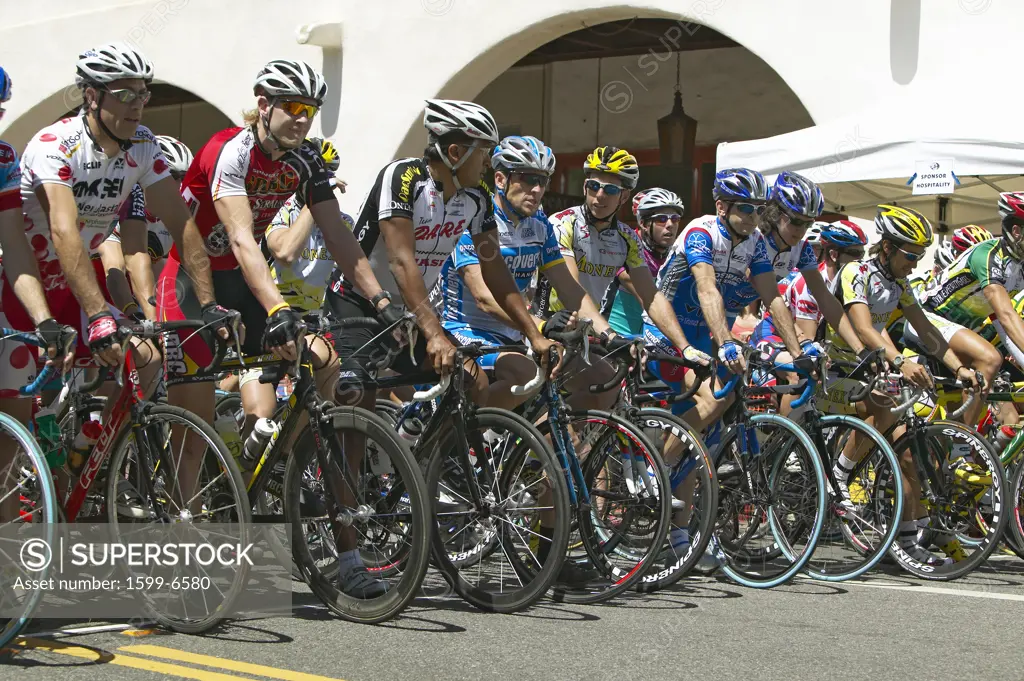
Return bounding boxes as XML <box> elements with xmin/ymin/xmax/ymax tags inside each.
<box><xmin>97</xmin><ymin>134</ymin><xmax>194</xmax><ymax>320</ymax></box>
<box><xmin>0</xmin><ymin>64</ymin><xmax>75</xmax><ymax>521</ymax></box>
<box><xmin>748</xmin><ymin>173</ymin><xmax>871</xmax><ymax>412</ymax></box>
<box><xmin>909</xmin><ymin>224</ymin><xmax>993</xmax><ymax>300</ymax></box>
<box><xmin>827</xmin><ymin>204</ymin><xmax>981</xmax><ymax>566</ymax></box>
<box><xmin>604</xmin><ymin>188</ymin><xmax>684</xmax><ymax>336</ymax></box>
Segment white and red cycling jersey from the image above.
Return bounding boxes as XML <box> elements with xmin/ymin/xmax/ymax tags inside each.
<box><xmin>175</xmin><ymin>126</ymin><xmax>333</xmax><ymax>271</ymax></box>
<box><xmin>783</xmin><ymin>262</ymin><xmax>838</xmax><ymax>325</ymax></box>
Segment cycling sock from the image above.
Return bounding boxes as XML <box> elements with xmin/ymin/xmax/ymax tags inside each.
<box><xmin>669</xmin><ymin>527</ymin><xmax>690</xmax><ymax>549</ymax></box>
<box><xmin>338</xmin><ymin>548</ymin><xmax>363</xmax><ymax>575</ymax></box>
<box><xmin>916</xmin><ymin>516</ymin><xmax>955</xmax><ymax>545</ymax></box>
<box><xmin>536</xmin><ymin>526</ymin><xmax>555</xmax><ymax>565</ymax></box>
<box><xmin>898</xmin><ymin>520</ymin><xmax>919</xmax><ymax>547</ymax></box>
<box><xmin>833</xmin><ymin>453</ymin><xmax>856</xmax><ymax>481</ymax></box>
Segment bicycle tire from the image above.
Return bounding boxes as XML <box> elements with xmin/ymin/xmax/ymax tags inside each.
<box><xmin>284</xmin><ymin>405</ymin><xmax>431</xmax><ymax>624</ymax></box>
<box><xmin>105</xmin><ymin>403</ymin><xmax>252</xmax><ymax>634</ymax></box>
<box><xmin>802</xmin><ymin>414</ymin><xmax>904</xmax><ymax>582</ymax></box>
<box><xmin>717</xmin><ymin>413</ymin><xmax>827</xmax><ymax>589</ymax></box>
<box><xmin>889</xmin><ymin>421</ymin><xmax>1008</xmax><ymax>580</ymax></box>
<box><xmin>1007</xmin><ymin>459</ymin><xmax>1024</xmax><ymax>560</ymax></box>
<box><xmin>0</xmin><ymin>412</ymin><xmax>59</xmax><ymax>649</ymax></box>
<box><xmin>541</xmin><ymin>410</ymin><xmax>672</xmax><ymax>605</ymax></box>
<box><xmin>426</xmin><ymin>408</ymin><xmax>571</xmax><ymax>613</ymax></box>
<box><xmin>630</xmin><ymin>407</ymin><xmax>717</xmax><ymax>593</ymax></box>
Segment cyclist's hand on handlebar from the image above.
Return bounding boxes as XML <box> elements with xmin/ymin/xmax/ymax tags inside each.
<box><xmin>601</xmin><ymin>331</ymin><xmax>633</xmax><ymax>356</ymax></box>
<box><xmin>263</xmin><ymin>305</ymin><xmax>303</xmax><ymax>362</ymax></box>
<box><xmin>901</xmin><ymin>360</ymin><xmax>933</xmax><ymax>390</ymax></box>
<box><xmin>541</xmin><ymin>309</ymin><xmax>575</xmax><ymax>338</ymax></box>
<box><xmin>858</xmin><ymin>346</ymin><xmax>885</xmax><ymax>374</ymax></box>
<box><xmin>681</xmin><ymin>345</ymin><xmax>712</xmax><ymax>367</ymax></box>
<box><xmin>86</xmin><ymin>312</ymin><xmax>124</xmax><ymax>368</ymax></box>
<box><xmin>532</xmin><ymin>336</ymin><xmax>564</xmax><ymax>378</ymax></box>
<box><xmin>37</xmin><ymin>318</ymin><xmax>76</xmax><ymax>374</ymax></box>
<box><xmin>718</xmin><ymin>339</ymin><xmax>745</xmax><ymax>375</ymax></box>
<box><xmin>426</xmin><ymin>332</ymin><xmax>457</xmax><ymax>377</ymax></box>
<box><xmin>202</xmin><ymin>302</ymin><xmax>244</xmax><ymax>346</ymax></box>
<box><xmin>956</xmin><ymin>366</ymin><xmax>984</xmax><ymax>393</ymax></box>
<box><xmin>377</xmin><ymin>300</ymin><xmax>409</xmax><ymax>346</ymax></box>
<box><xmin>799</xmin><ymin>339</ymin><xmax>824</xmax><ymax>357</ymax></box>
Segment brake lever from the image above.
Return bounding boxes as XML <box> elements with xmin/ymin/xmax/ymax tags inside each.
<box><xmin>229</xmin><ymin>312</ymin><xmax>245</xmax><ymax>368</ymax></box>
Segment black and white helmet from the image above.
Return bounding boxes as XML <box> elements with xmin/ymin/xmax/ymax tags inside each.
<box><xmin>155</xmin><ymin>135</ymin><xmax>193</xmax><ymax>175</ymax></box>
<box><xmin>75</xmin><ymin>42</ymin><xmax>154</xmax><ymax>87</ymax></box>
<box><xmin>253</xmin><ymin>59</ymin><xmax>327</xmax><ymax>105</ymax></box>
<box><xmin>635</xmin><ymin>188</ymin><xmax>684</xmax><ymax>219</ymax></box>
<box><xmin>491</xmin><ymin>136</ymin><xmax>555</xmax><ymax>175</ymax></box>
<box><xmin>423</xmin><ymin>99</ymin><xmax>499</xmax><ymax>144</ymax></box>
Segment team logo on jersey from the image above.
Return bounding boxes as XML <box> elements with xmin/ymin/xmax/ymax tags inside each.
<box><xmin>397</xmin><ymin>164</ymin><xmax>421</xmax><ymax>204</ymax></box>
<box><xmin>684</xmin><ymin>229</ymin><xmax>712</xmax><ymax>256</ymax></box>
<box><xmin>752</xmin><ymin>236</ymin><xmax>769</xmax><ymax>264</ymax></box>
<box><xmin>0</xmin><ymin>145</ymin><xmax>14</xmax><ymax>164</ymax></box>
<box><xmin>205</xmin><ymin>224</ymin><xmax>231</xmax><ymax>257</ymax></box>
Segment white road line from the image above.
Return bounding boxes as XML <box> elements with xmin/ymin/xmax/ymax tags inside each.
<box><xmin>27</xmin><ymin>622</ymin><xmax>142</xmax><ymax>638</ymax></box>
<box><xmin>846</xmin><ymin>581</ymin><xmax>1024</xmax><ymax>602</ymax></box>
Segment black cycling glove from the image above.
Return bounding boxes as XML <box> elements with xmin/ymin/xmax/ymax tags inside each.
<box><xmin>263</xmin><ymin>306</ymin><xmax>303</xmax><ymax>350</ymax></box>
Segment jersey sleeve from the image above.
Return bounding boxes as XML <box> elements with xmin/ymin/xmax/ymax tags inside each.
<box><xmin>838</xmin><ymin>262</ymin><xmax>870</xmax><ymax>307</ymax></box>
<box><xmin>538</xmin><ymin>222</ymin><xmax>565</xmax><ymax>271</ymax></box>
<box><xmin>118</xmin><ymin>184</ymin><xmax>147</xmax><ymax>222</ymax></box>
<box><xmin>463</xmin><ymin>188</ymin><xmax>496</xmax><ymax>236</ymax></box>
<box><xmin>136</xmin><ymin>133</ymin><xmax>172</xmax><ymax>189</ymax></box>
<box><xmin>210</xmin><ymin>131</ymin><xmax>252</xmax><ymax>201</ymax></box>
<box><xmin>552</xmin><ymin>215</ymin><xmax>577</xmax><ymax>261</ymax></box>
<box><xmin>378</xmin><ymin>159</ymin><xmax>421</xmax><ymax>222</ymax></box>
<box><xmin>0</xmin><ymin>142</ymin><xmax>21</xmax><ymax>211</ymax></box>
<box><xmin>621</xmin><ymin>226</ymin><xmax>645</xmax><ymax>270</ymax></box>
<box><xmin>680</xmin><ymin>224</ymin><xmax>715</xmax><ymax>267</ymax></box>
<box><xmin>451</xmin><ymin>231</ymin><xmax>479</xmax><ymax>270</ymax></box>
<box><xmin>787</xmin><ymin>276</ymin><xmax>821</xmax><ymax>321</ymax></box>
<box><xmin>748</xmin><ymin>232</ymin><xmax>773</xmax><ymax>277</ymax></box>
<box><xmin>265</xmin><ymin>195</ymin><xmax>300</xmax><ymax>236</ymax></box>
<box><xmin>969</xmin><ymin>240</ymin><xmax>1004</xmax><ymax>288</ymax></box>
<box><xmin>897</xmin><ymin>280</ymin><xmax>917</xmax><ymax>308</ymax></box>
<box><xmin>300</xmin><ymin>147</ymin><xmax>335</xmax><ymax>208</ymax></box>
<box><xmin>20</xmin><ymin>132</ymin><xmax>74</xmax><ymax>189</ymax></box>
<box><xmin>796</xmin><ymin>240</ymin><xmax>818</xmax><ymax>271</ymax></box>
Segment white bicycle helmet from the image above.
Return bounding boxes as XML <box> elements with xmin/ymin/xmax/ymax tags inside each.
<box><xmin>491</xmin><ymin>136</ymin><xmax>555</xmax><ymax>175</ymax></box>
<box><xmin>76</xmin><ymin>42</ymin><xmax>154</xmax><ymax>86</ymax></box>
<box><xmin>155</xmin><ymin>136</ymin><xmax>193</xmax><ymax>175</ymax></box>
<box><xmin>635</xmin><ymin>188</ymin><xmax>684</xmax><ymax>219</ymax></box>
<box><xmin>254</xmin><ymin>59</ymin><xmax>327</xmax><ymax>105</ymax></box>
<box><xmin>806</xmin><ymin>221</ymin><xmax>828</xmax><ymax>245</ymax></box>
<box><xmin>423</xmin><ymin>99</ymin><xmax>499</xmax><ymax>145</ymax></box>
<box><xmin>934</xmin><ymin>240</ymin><xmax>957</xmax><ymax>270</ymax></box>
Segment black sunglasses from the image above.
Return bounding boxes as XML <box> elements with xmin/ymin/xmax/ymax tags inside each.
<box><xmin>514</xmin><ymin>172</ymin><xmax>550</xmax><ymax>188</ymax></box>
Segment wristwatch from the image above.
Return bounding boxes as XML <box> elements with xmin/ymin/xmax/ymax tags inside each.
<box><xmin>890</xmin><ymin>355</ymin><xmax>904</xmax><ymax>369</ymax></box>
<box><xmin>370</xmin><ymin>290</ymin><xmax>392</xmax><ymax>310</ymax></box>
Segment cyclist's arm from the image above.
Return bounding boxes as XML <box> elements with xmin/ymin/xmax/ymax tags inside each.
<box><xmin>266</xmin><ymin>204</ymin><xmax>316</xmax><ymax>267</ymax></box>
<box><xmin>472</xmin><ymin>229</ymin><xmax>550</xmax><ymax>345</ymax></box>
<box><xmin>752</xmin><ymin>271</ymin><xmax>801</xmax><ymax>356</ymax></box>
<box><xmin>616</xmin><ymin>268</ymin><xmax>639</xmax><ymax>299</ymax></box>
<box><xmin>983</xmin><ymin>283</ymin><xmax>1024</xmax><ymax>358</ymax></box>
<box><xmin>629</xmin><ymin>265</ymin><xmax>690</xmax><ymax>350</ymax></box>
<box><xmin>992</xmin><ymin>317</ymin><xmax>1024</xmax><ymax>369</ymax></box>
<box><xmin>146</xmin><ymin>176</ymin><xmax>217</xmax><ymax>307</ymax></box>
<box><xmin>693</xmin><ymin>262</ymin><xmax>733</xmax><ymax>346</ymax></box>
<box><xmin>116</xmin><ymin>219</ymin><xmax>158</xmax><ymax>320</ymax></box>
<box><xmin>212</xmin><ymin>194</ymin><xmax>287</xmax><ymax>312</ymax></box>
<box><xmin>804</xmin><ymin>267</ymin><xmax>864</xmax><ymax>353</ymax></box>
<box><xmin>846</xmin><ymin>302</ymin><xmax>901</xmax><ymax>363</ymax></box>
<box><xmin>457</xmin><ymin>262</ymin><xmax>519</xmax><ymax>328</ymax></box>
<box><xmin>0</xmin><ymin>207</ymin><xmax>52</xmax><ymax>325</ymax></box>
<box><xmin>381</xmin><ymin>215</ymin><xmax>443</xmax><ymax>336</ymax></box>
<box><xmin>41</xmin><ymin>183</ymin><xmax>108</xmax><ymax>318</ymax></box>
<box><xmin>541</xmin><ymin>259</ymin><xmax>612</xmax><ymax>336</ymax></box>
<box><xmin>310</xmin><ymin>200</ymin><xmax>384</xmax><ymax>303</ymax></box>
<box><xmin>95</xmin><ymin>238</ymin><xmax>135</xmax><ymax>314</ymax></box>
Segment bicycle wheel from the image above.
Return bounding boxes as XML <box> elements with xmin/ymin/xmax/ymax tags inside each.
<box><xmin>0</xmin><ymin>412</ymin><xmax>58</xmax><ymax>649</ymax></box>
<box><xmin>426</xmin><ymin>408</ymin><xmax>570</xmax><ymax>613</ymax></box>
<box><xmin>716</xmin><ymin>413</ymin><xmax>826</xmax><ymax>588</ymax></box>
<box><xmin>105</xmin><ymin>403</ymin><xmax>251</xmax><ymax>634</ymax></box>
<box><xmin>1007</xmin><ymin>460</ymin><xmax>1024</xmax><ymax>560</ymax></box>
<box><xmin>541</xmin><ymin>410</ymin><xmax>672</xmax><ymax>605</ymax></box>
<box><xmin>630</xmin><ymin>408</ymin><xmax>717</xmax><ymax>593</ymax></box>
<box><xmin>284</xmin><ymin>405</ymin><xmax>431</xmax><ymax>624</ymax></box>
<box><xmin>889</xmin><ymin>421</ymin><xmax>1008</xmax><ymax>580</ymax></box>
<box><xmin>804</xmin><ymin>414</ymin><xmax>904</xmax><ymax>582</ymax></box>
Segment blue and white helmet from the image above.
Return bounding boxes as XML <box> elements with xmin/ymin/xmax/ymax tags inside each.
<box><xmin>0</xmin><ymin>66</ymin><xmax>10</xmax><ymax>102</ymax></box>
<box><xmin>771</xmin><ymin>171</ymin><xmax>825</xmax><ymax>219</ymax></box>
<box><xmin>491</xmin><ymin>135</ymin><xmax>556</xmax><ymax>175</ymax></box>
<box><xmin>713</xmin><ymin>168</ymin><xmax>769</xmax><ymax>202</ymax></box>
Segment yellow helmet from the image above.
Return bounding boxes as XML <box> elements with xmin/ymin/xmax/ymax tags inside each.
<box><xmin>308</xmin><ymin>137</ymin><xmax>340</xmax><ymax>173</ymax></box>
<box><xmin>874</xmin><ymin>204</ymin><xmax>933</xmax><ymax>247</ymax></box>
<box><xmin>584</xmin><ymin>146</ymin><xmax>639</xmax><ymax>189</ymax></box>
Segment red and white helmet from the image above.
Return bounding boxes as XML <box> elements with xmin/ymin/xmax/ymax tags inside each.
<box><xmin>819</xmin><ymin>219</ymin><xmax>868</xmax><ymax>248</ymax></box>
<box><xmin>631</xmin><ymin>190</ymin><xmax>649</xmax><ymax>221</ymax></box>
<box><xmin>155</xmin><ymin>136</ymin><xmax>193</xmax><ymax>175</ymax></box>
<box><xmin>949</xmin><ymin>224</ymin><xmax>993</xmax><ymax>254</ymax></box>
<box><xmin>998</xmin><ymin>192</ymin><xmax>1024</xmax><ymax>222</ymax></box>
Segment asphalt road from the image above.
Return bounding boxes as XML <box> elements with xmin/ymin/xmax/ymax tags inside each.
<box><xmin>4</xmin><ymin>557</ymin><xmax>1024</xmax><ymax>681</ymax></box>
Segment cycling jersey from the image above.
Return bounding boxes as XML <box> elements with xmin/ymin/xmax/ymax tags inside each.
<box><xmin>606</xmin><ymin>236</ymin><xmax>665</xmax><ymax>335</ymax></box>
<box><xmin>921</xmin><ymin>238</ymin><xmax>1024</xmax><ymax>331</ymax></box>
<box><xmin>106</xmin><ymin>184</ymin><xmax>173</xmax><ymax>261</ymax></box>
<box><xmin>177</xmin><ymin>126</ymin><xmax>333</xmax><ymax>271</ymax></box>
<box><xmin>544</xmin><ymin>205</ymin><xmax>643</xmax><ymax>313</ymax></box>
<box><xmin>329</xmin><ymin>157</ymin><xmax>494</xmax><ymax>302</ymax></box>
<box><xmin>829</xmin><ymin>258</ymin><xmax>916</xmax><ymax>359</ymax></box>
<box><xmin>19</xmin><ymin>114</ymin><xmax>169</xmax><ymax>293</ymax></box>
<box><xmin>0</xmin><ymin>140</ymin><xmax>20</xmax><ymax>213</ymax></box>
<box><xmin>266</xmin><ymin>194</ymin><xmax>351</xmax><ymax>312</ymax></box>
<box><xmin>438</xmin><ymin>199</ymin><xmax>563</xmax><ymax>341</ymax></box>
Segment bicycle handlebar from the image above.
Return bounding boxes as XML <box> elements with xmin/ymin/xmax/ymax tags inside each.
<box><xmin>2</xmin><ymin>327</ymin><xmax>77</xmax><ymax>396</ymax></box>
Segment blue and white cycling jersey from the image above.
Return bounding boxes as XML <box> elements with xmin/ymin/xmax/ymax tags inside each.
<box><xmin>438</xmin><ymin>200</ymin><xmax>564</xmax><ymax>341</ymax></box>
<box><xmin>645</xmin><ymin>214</ymin><xmax>773</xmax><ymax>330</ymax></box>
<box><xmin>0</xmin><ymin>140</ymin><xmax>20</xmax><ymax>214</ymax></box>
<box><xmin>762</xmin><ymin>229</ymin><xmax>817</xmax><ymax>282</ymax></box>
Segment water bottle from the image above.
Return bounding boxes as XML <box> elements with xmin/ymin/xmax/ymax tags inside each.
<box><xmin>397</xmin><ymin>417</ymin><xmax>423</xmax><ymax>445</ymax></box>
<box><xmin>242</xmin><ymin>418</ymin><xmax>279</xmax><ymax>465</ymax></box>
<box><xmin>993</xmin><ymin>424</ymin><xmax>1018</xmax><ymax>455</ymax></box>
<box><xmin>214</xmin><ymin>413</ymin><xmax>244</xmax><ymax>462</ymax></box>
<box><xmin>34</xmin><ymin>405</ymin><xmax>66</xmax><ymax>469</ymax></box>
<box><xmin>68</xmin><ymin>420</ymin><xmax>102</xmax><ymax>474</ymax></box>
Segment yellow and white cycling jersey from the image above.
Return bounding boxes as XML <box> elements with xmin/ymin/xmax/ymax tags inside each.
<box><xmin>828</xmin><ymin>257</ymin><xmax>916</xmax><ymax>360</ymax></box>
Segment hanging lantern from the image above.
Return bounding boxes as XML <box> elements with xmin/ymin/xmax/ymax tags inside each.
<box><xmin>657</xmin><ymin>89</ymin><xmax>697</xmax><ymax>168</ymax></box>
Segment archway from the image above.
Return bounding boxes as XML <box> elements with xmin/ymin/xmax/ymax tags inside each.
<box><xmin>392</xmin><ymin>13</ymin><xmax>812</xmax><ymax>220</ymax></box>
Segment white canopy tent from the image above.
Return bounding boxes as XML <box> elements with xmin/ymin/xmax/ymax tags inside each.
<box><xmin>716</xmin><ymin>99</ymin><xmax>1024</xmax><ymax>266</ymax></box>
